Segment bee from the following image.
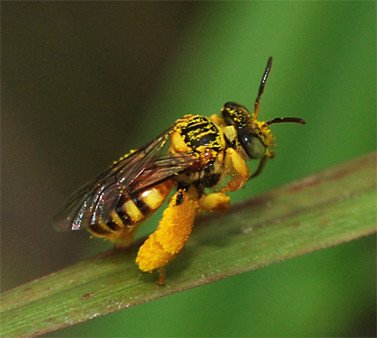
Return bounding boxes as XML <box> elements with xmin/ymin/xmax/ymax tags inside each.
<box><xmin>55</xmin><ymin>57</ymin><xmax>305</xmax><ymax>284</ymax></box>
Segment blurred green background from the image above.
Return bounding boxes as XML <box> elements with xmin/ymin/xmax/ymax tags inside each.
<box><xmin>2</xmin><ymin>1</ymin><xmax>376</xmax><ymax>337</ymax></box>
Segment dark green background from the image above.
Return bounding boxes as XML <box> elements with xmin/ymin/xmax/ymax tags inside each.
<box><xmin>2</xmin><ymin>2</ymin><xmax>376</xmax><ymax>336</ymax></box>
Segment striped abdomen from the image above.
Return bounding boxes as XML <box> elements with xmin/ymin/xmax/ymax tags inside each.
<box><xmin>88</xmin><ymin>181</ymin><xmax>173</xmax><ymax>244</ymax></box>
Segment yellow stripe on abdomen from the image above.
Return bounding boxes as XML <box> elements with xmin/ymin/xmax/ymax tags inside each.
<box><xmin>123</xmin><ymin>200</ymin><xmax>144</xmax><ymax>222</ymax></box>
<box><xmin>140</xmin><ymin>186</ymin><xmax>168</xmax><ymax>209</ymax></box>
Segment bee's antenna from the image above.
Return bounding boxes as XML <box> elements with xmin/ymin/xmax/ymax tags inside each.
<box><xmin>253</xmin><ymin>56</ymin><xmax>273</xmax><ymax>119</ymax></box>
<box><xmin>267</xmin><ymin>117</ymin><xmax>305</xmax><ymax>125</ymax></box>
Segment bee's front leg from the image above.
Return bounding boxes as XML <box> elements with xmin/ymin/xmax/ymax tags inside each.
<box><xmin>222</xmin><ymin>148</ymin><xmax>250</xmax><ymax>192</ymax></box>
<box><xmin>135</xmin><ymin>187</ymin><xmax>199</xmax><ymax>284</ymax></box>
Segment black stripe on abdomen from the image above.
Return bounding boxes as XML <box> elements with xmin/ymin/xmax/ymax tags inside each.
<box><xmin>89</xmin><ymin>223</ymin><xmax>111</xmax><ymax>235</ymax></box>
<box><xmin>105</xmin><ymin>219</ymin><xmax>121</xmax><ymax>231</ymax></box>
<box><xmin>131</xmin><ymin>194</ymin><xmax>151</xmax><ymax>216</ymax></box>
<box><xmin>115</xmin><ymin>195</ymin><xmax>133</xmax><ymax>226</ymax></box>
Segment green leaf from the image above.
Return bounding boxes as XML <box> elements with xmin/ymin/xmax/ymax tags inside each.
<box><xmin>1</xmin><ymin>153</ymin><xmax>376</xmax><ymax>337</ymax></box>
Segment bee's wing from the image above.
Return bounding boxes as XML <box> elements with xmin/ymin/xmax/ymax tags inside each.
<box><xmin>54</xmin><ymin>127</ymin><xmax>186</xmax><ymax>231</ymax></box>
<box><xmin>97</xmin><ymin>153</ymin><xmax>197</xmax><ymax>226</ymax></box>
<box><xmin>129</xmin><ymin>154</ymin><xmax>198</xmax><ymax>194</ymax></box>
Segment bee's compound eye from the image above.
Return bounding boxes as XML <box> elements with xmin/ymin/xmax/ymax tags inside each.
<box><xmin>239</xmin><ymin>129</ymin><xmax>266</xmax><ymax>159</ymax></box>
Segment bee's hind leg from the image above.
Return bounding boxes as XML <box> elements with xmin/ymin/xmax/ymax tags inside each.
<box><xmin>135</xmin><ymin>187</ymin><xmax>199</xmax><ymax>283</ymax></box>
<box><xmin>157</xmin><ymin>267</ymin><xmax>166</xmax><ymax>286</ymax></box>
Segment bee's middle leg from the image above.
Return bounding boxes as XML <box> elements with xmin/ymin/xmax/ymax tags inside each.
<box><xmin>199</xmin><ymin>192</ymin><xmax>230</xmax><ymax>211</ymax></box>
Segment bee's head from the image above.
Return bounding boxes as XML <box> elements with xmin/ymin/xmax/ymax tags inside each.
<box><xmin>221</xmin><ymin>102</ymin><xmax>304</xmax><ymax>160</ymax></box>
<box><xmin>221</xmin><ymin>57</ymin><xmax>304</xmax><ymax>180</ymax></box>
<box><xmin>221</xmin><ymin>102</ymin><xmax>273</xmax><ymax>159</ymax></box>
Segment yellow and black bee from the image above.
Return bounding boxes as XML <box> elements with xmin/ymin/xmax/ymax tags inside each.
<box><xmin>55</xmin><ymin>57</ymin><xmax>305</xmax><ymax>284</ymax></box>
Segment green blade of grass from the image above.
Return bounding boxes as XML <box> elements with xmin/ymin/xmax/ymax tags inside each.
<box><xmin>1</xmin><ymin>153</ymin><xmax>376</xmax><ymax>337</ymax></box>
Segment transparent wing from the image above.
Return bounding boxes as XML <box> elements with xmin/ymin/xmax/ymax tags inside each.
<box><xmin>54</xmin><ymin>128</ymin><xmax>172</xmax><ymax>231</ymax></box>
<box><xmin>54</xmin><ymin>128</ymin><xmax>198</xmax><ymax>231</ymax></box>
<box><xmin>130</xmin><ymin>153</ymin><xmax>198</xmax><ymax>194</ymax></box>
